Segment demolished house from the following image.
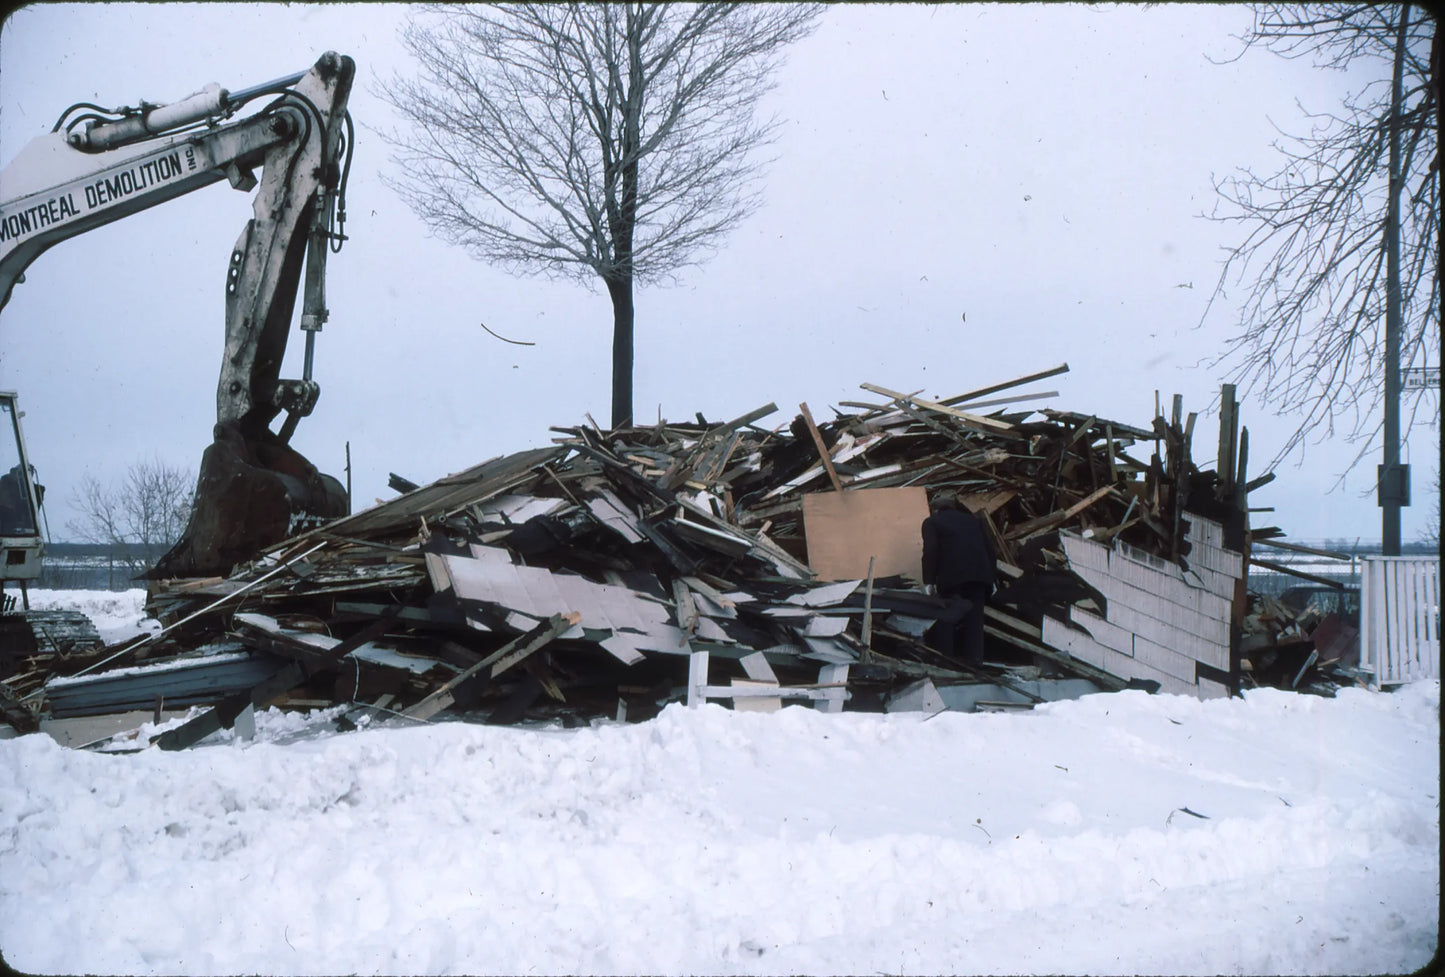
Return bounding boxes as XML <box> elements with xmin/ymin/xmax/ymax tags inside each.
<box><xmin>1</xmin><ymin>365</ymin><xmax>1369</xmax><ymax>748</ymax></box>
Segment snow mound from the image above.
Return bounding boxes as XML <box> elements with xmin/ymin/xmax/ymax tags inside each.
<box><xmin>0</xmin><ymin>681</ymin><xmax>1436</xmax><ymax>975</ymax></box>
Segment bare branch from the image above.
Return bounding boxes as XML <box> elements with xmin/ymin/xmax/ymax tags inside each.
<box><xmin>377</xmin><ymin>3</ymin><xmax>823</xmax><ymax>286</ymax></box>
<box><xmin>1201</xmin><ymin>4</ymin><xmax>1438</xmax><ymax>471</ymax></box>
<box><xmin>67</xmin><ymin>457</ymin><xmax>195</xmax><ymax>572</ymax></box>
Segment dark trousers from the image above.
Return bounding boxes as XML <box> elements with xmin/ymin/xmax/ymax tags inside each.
<box><xmin>928</xmin><ymin>582</ymin><xmax>990</xmax><ymax>666</ymax></box>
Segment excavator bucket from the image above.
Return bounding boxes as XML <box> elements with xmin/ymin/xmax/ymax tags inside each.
<box><xmin>149</xmin><ymin>429</ymin><xmax>345</xmax><ymax>580</ymax></box>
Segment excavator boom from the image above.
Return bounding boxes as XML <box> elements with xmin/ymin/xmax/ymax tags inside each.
<box><xmin>0</xmin><ymin>53</ymin><xmax>356</xmax><ymax>582</ymax></box>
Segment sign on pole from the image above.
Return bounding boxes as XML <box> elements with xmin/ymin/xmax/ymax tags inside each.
<box><xmin>1402</xmin><ymin>366</ymin><xmax>1440</xmax><ymax>391</ymax></box>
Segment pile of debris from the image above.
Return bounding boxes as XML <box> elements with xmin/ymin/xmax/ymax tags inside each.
<box><xmin>0</xmin><ymin>365</ymin><xmax>1350</xmax><ymax>747</ymax></box>
<box><xmin>1238</xmin><ymin>546</ymin><xmax>1366</xmax><ymax>694</ymax></box>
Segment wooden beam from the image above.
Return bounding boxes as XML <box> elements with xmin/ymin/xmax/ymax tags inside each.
<box><xmin>859</xmin><ymin>383</ymin><xmax>1017</xmax><ymax>433</ymax></box>
<box><xmin>940</xmin><ymin>363</ymin><xmax>1071</xmax><ymax>407</ymax></box>
<box><xmin>718</xmin><ymin>402</ymin><xmax>779</xmax><ymax>434</ymax></box>
<box><xmin>798</xmin><ymin>402</ymin><xmax>844</xmax><ymax>492</ymax></box>
<box><xmin>982</xmin><ymin>623</ymin><xmax>1128</xmax><ymax>691</ymax></box>
<box><xmin>1216</xmin><ymin>383</ymin><xmax>1238</xmax><ymax>493</ymax></box>
<box><xmin>0</xmin><ymin>680</ymin><xmax>37</xmax><ymax>734</ymax></box>
<box><xmin>941</xmin><ymin>389</ymin><xmax>1059</xmax><ymax>411</ymax></box>
<box><xmin>1249</xmin><ymin>558</ymin><xmax>1346</xmax><ymax>589</ymax></box>
<box><xmin>672</xmin><ymin>579</ymin><xmax>698</xmax><ymax>634</ymax></box>
<box><xmin>861</xmin><ymin>556</ymin><xmax>877</xmax><ymax>656</ymax></box>
<box><xmin>403</xmin><ymin>612</ymin><xmax>579</xmax><ymax>721</ymax></box>
<box><xmin>1252</xmin><ymin>538</ymin><xmax>1354</xmax><ymax>561</ymax></box>
<box><xmin>1005</xmin><ymin>484</ymin><xmax>1117</xmax><ymax>540</ymax></box>
<box><xmin>984</xmin><ymin>604</ymin><xmax>1043</xmax><ymax>639</ymax></box>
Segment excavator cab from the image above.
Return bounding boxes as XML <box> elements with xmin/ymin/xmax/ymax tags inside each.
<box><xmin>0</xmin><ymin>392</ymin><xmax>43</xmax><ymax>598</ymax></box>
<box><xmin>0</xmin><ymin>391</ymin><xmax>103</xmax><ymax>667</ymax></box>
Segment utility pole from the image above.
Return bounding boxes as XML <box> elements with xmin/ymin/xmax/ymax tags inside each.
<box><xmin>1380</xmin><ymin>3</ymin><xmax>1411</xmax><ymax>556</ymax></box>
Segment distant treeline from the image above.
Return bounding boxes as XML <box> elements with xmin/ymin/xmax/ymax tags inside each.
<box><xmin>37</xmin><ymin>541</ymin><xmax>170</xmax><ymax>591</ymax></box>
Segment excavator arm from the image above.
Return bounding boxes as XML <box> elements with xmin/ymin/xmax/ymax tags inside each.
<box><xmin>0</xmin><ymin>52</ymin><xmax>356</xmax><ymax>579</ymax></box>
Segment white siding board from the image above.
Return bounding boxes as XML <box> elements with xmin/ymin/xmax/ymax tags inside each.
<box><xmin>1106</xmin><ymin>605</ymin><xmax>1220</xmax><ymax>664</ymax></box>
<box><xmin>1068</xmin><ymin>562</ymin><xmax>1125</xmax><ymax>603</ymax></box>
<box><xmin>1185</xmin><ymin>516</ymin><xmax>1225</xmax><ymax>549</ymax></box>
<box><xmin>1114</xmin><ymin>652</ymin><xmax>1197</xmax><ymax>696</ymax></box>
<box><xmin>1132</xmin><ymin>635</ymin><xmax>1201</xmax><ymax>684</ymax></box>
<box><xmin>1083</xmin><ymin>575</ymin><xmax>1231</xmax><ymax>648</ymax></box>
<box><xmin>1041</xmin><ymin>618</ymin><xmax>1115</xmax><ymax>671</ymax></box>
<box><xmin>1192</xmin><ymin>541</ymin><xmax>1244</xmax><ymax>578</ymax></box>
<box><xmin>1182</xmin><ymin>564</ymin><xmax>1237</xmax><ymax>599</ymax></box>
<box><xmin>1107</xmin><ymin>554</ymin><xmax>1192</xmax><ymax>600</ymax></box>
<box><xmin>1075</xmin><ymin>557</ymin><xmax>1231</xmax><ymax>641</ymax></box>
<box><xmin>1197</xmin><ymin>677</ymin><xmax>1231</xmax><ymax>700</ymax></box>
<box><xmin>1060</xmin><ymin>533</ymin><xmax>1111</xmax><ymax>573</ymax></box>
<box><xmin>1160</xmin><ymin>600</ymin><xmax>1230</xmax><ymax>647</ymax></box>
<box><xmin>1053</xmin><ymin>519</ymin><xmax>1242</xmax><ymax>700</ymax></box>
<box><xmin>1106</xmin><ymin>602</ymin><xmax>1180</xmax><ymax>652</ymax></box>
<box><xmin>1112</xmin><ymin>545</ymin><xmax>1185</xmax><ymax>584</ymax></box>
<box><xmin>1069</xmin><ymin>607</ymin><xmax>1135</xmax><ymax>655</ymax></box>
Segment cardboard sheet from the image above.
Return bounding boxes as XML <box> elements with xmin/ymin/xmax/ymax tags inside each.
<box><xmin>801</xmin><ymin>486</ymin><xmax>930</xmax><ymax>583</ymax></box>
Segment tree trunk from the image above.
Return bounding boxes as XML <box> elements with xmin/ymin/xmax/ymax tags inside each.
<box><xmin>605</xmin><ymin>273</ymin><xmax>634</xmax><ymax>428</ymax></box>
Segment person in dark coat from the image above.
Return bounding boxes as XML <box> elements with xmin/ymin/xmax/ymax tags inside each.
<box><xmin>920</xmin><ymin>491</ymin><xmax>996</xmax><ymax>666</ymax></box>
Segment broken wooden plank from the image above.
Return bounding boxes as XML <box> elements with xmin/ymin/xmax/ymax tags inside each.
<box><xmin>64</xmin><ymin>541</ymin><xmax>330</xmax><ymax>684</ymax></box>
<box><xmin>1249</xmin><ymin>558</ymin><xmax>1346</xmax><ymax>589</ymax></box>
<box><xmin>798</xmin><ymin>402</ymin><xmax>845</xmax><ymax>492</ymax></box>
<box><xmin>860</xmin><ymin>382</ymin><xmax>1018</xmax><ymax>433</ymax></box>
<box><xmin>672</xmin><ymin>579</ymin><xmax>699</xmax><ymax>634</ymax></box>
<box><xmin>1004</xmin><ymin>483</ymin><xmax>1117</xmax><ymax>540</ymax></box>
<box><xmin>1252</xmin><ymin>538</ymin><xmax>1354</xmax><ymax>561</ymax></box>
<box><xmin>944</xmin><ymin>389</ymin><xmax>1060</xmax><ymax>411</ymax></box>
<box><xmin>983</xmin><ymin>622</ymin><xmax>1127</xmax><ymax>691</ymax></box>
<box><xmin>0</xmin><ymin>680</ymin><xmax>37</xmax><ymax>733</ymax></box>
<box><xmin>939</xmin><ymin>363</ymin><xmax>1071</xmax><ymax>407</ymax></box>
<box><xmin>402</xmin><ymin>613</ymin><xmax>579</xmax><ymax>722</ymax></box>
<box><xmin>733</xmin><ymin>651</ymin><xmax>782</xmax><ymax>712</ymax></box>
<box><xmin>154</xmin><ymin>608</ymin><xmax>401</xmax><ymax>751</ymax></box>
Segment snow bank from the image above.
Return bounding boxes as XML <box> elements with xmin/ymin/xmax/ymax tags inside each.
<box><xmin>0</xmin><ymin>681</ymin><xmax>1436</xmax><ymax>975</ymax></box>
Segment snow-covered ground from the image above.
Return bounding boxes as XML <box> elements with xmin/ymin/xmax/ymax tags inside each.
<box><xmin>26</xmin><ymin>587</ymin><xmax>157</xmax><ymax>644</ymax></box>
<box><xmin>0</xmin><ymin>592</ymin><xmax>1438</xmax><ymax>976</ymax></box>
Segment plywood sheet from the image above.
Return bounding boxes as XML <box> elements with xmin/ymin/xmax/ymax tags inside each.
<box><xmin>801</xmin><ymin>486</ymin><xmax>930</xmax><ymax>583</ymax></box>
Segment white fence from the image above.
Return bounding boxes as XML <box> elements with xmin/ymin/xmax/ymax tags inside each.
<box><xmin>1360</xmin><ymin>556</ymin><xmax>1441</xmax><ymax>686</ymax></box>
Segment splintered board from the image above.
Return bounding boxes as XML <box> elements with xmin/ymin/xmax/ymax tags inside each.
<box><xmin>801</xmin><ymin>486</ymin><xmax>930</xmax><ymax>583</ymax></box>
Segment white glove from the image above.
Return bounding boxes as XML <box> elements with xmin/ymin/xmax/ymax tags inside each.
<box><xmin>924</xmin><ymin>584</ymin><xmax>936</xmax><ymax>597</ymax></box>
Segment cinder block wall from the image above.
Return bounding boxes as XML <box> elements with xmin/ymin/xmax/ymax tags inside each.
<box><xmin>1041</xmin><ymin>515</ymin><xmax>1241</xmax><ymax>698</ymax></box>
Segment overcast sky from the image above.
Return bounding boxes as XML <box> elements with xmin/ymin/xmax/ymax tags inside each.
<box><xmin>0</xmin><ymin>2</ymin><xmax>1436</xmax><ymax>547</ymax></box>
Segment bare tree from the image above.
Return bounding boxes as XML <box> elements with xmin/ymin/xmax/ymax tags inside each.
<box><xmin>1201</xmin><ymin>4</ymin><xmax>1438</xmax><ymax>468</ymax></box>
<box><xmin>68</xmin><ymin>458</ymin><xmax>194</xmax><ymax>573</ymax></box>
<box><xmin>379</xmin><ymin>2</ymin><xmax>823</xmax><ymax>427</ymax></box>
